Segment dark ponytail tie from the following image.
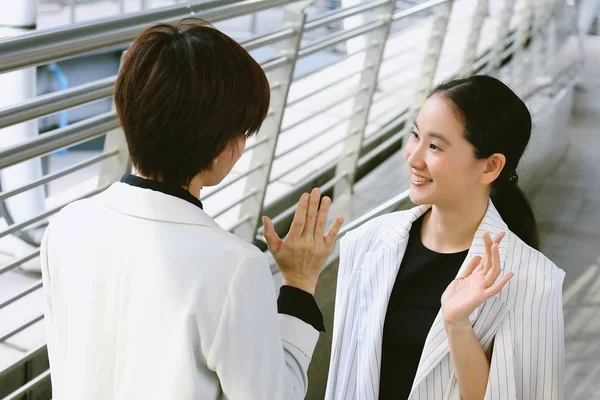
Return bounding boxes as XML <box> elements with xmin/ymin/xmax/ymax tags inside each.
<box><xmin>508</xmin><ymin>170</ymin><xmax>519</xmax><ymax>185</ymax></box>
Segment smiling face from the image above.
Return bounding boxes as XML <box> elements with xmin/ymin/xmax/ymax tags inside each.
<box><xmin>404</xmin><ymin>94</ymin><xmax>494</xmax><ymax>208</ymax></box>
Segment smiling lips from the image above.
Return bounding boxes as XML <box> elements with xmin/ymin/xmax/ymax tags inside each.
<box><xmin>411</xmin><ymin>173</ymin><xmax>432</xmax><ymax>183</ymax></box>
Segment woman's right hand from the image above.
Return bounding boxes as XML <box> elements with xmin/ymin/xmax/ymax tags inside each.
<box><xmin>262</xmin><ymin>188</ymin><xmax>344</xmax><ymax>295</ymax></box>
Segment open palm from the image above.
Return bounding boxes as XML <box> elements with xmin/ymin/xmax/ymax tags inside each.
<box><xmin>441</xmin><ymin>232</ymin><xmax>514</xmax><ymax>325</ymax></box>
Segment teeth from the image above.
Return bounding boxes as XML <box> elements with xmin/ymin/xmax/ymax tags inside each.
<box><xmin>412</xmin><ymin>175</ymin><xmax>432</xmax><ymax>183</ymax></box>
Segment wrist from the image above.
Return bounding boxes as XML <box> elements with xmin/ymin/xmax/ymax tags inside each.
<box><xmin>282</xmin><ymin>277</ymin><xmax>318</xmax><ymax>295</ymax></box>
<box><xmin>443</xmin><ymin>317</ymin><xmax>473</xmax><ymax>332</ymax></box>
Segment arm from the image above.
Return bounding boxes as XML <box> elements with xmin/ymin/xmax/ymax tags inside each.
<box><xmin>445</xmin><ymin>321</ymin><xmax>490</xmax><ymax>400</ymax></box>
<box><xmin>206</xmin><ymin>253</ymin><xmax>319</xmax><ymax>400</ymax></box>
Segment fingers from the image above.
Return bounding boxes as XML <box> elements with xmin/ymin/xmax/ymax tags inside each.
<box><xmin>325</xmin><ymin>216</ymin><xmax>345</xmax><ymax>249</ymax></box>
<box><xmin>484</xmin><ymin>272</ymin><xmax>514</xmax><ymax>298</ymax></box>
<box><xmin>456</xmin><ymin>255</ymin><xmax>482</xmax><ymax>279</ymax></box>
<box><xmin>262</xmin><ymin>216</ymin><xmax>283</xmax><ymax>254</ymax></box>
<box><xmin>315</xmin><ymin>196</ymin><xmax>331</xmax><ymax>239</ymax></box>
<box><xmin>493</xmin><ymin>232</ymin><xmax>506</xmax><ymax>245</ymax></box>
<box><xmin>482</xmin><ymin>232</ymin><xmax>492</xmax><ymax>274</ymax></box>
<box><xmin>484</xmin><ymin>241</ymin><xmax>502</xmax><ymax>284</ymax></box>
<box><xmin>288</xmin><ymin>193</ymin><xmax>309</xmax><ymax>239</ymax></box>
<box><xmin>303</xmin><ymin>188</ymin><xmax>321</xmax><ymax>237</ymax></box>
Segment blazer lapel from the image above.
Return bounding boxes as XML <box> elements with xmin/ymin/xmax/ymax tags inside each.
<box><xmin>355</xmin><ymin>205</ymin><xmax>428</xmax><ymax>400</ymax></box>
<box><xmin>409</xmin><ymin>200</ymin><xmax>511</xmax><ymax>398</ymax></box>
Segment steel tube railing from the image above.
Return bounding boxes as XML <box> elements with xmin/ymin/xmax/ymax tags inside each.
<box><xmin>0</xmin><ymin>185</ymin><xmax>109</xmax><ymax>241</ymax></box>
<box><xmin>201</xmin><ymin>163</ymin><xmax>267</xmax><ymax>201</ymax></box>
<box><xmin>275</xmin><ymin>115</ymin><xmax>354</xmax><ymax>159</ymax></box>
<box><xmin>294</xmin><ymin>41</ymin><xmax>381</xmax><ymax>81</ymax></box>
<box><xmin>0</xmin><ymin>76</ymin><xmax>116</xmax><ymax>130</ymax></box>
<box><xmin>270</xmin><ymin>133</ymin><xmax>356</xmax><ymax>182</ymax></box>
<box><xmin>280</xmin><ymin>87</ymin><xmax>367</xmax><ymax>134</ymax></box>
<box><xmin>0</xmin><ymin>250</ymin><xmax>40</xmax><ymax>276</ymax></box>
<box><xmin>298</xmin><ymin>20</ymin><xmax>385</xmax><ymax>59</ymax></box>
<box><xmin>0</xmin><ymin>112</ymin><xmax>119</xmax><ymax>171</ymax></box>
<box><xmin>287</xmin><ymin>67</ymin><xmax>368</xmax><ymax>107</ymax></box>
<box><xmin>0</xmin><ymin>150</ymin><xmax>119</xmax><ymax>202</ymax></box>
<box><xmin>0</xmin><ymin>344</ymin><xmax>47</xmax><ymax>381</ymax></box>
<box><xmin>0</xmin><ymin>314</ymin><xmax>44</xmax><ymax>344</ymax></box>
<box><xmin>392</xmin><ymin>0</ymin><xmax>449</xmax><ymax>21</ymax></box>
<box><xmin>212</xmin><ymin>189</ymin><xmax>259</xmax><ymax>218</ymax></box>
<box><xmin>242</xmin><ymin>27</ymin><xmax>296</xmax><ymax>51</ymax></box>
<box><xmin>304</xmin><ymin>0</ymin><xmax>390</xmax><ymax>31</ymax></box>
<box><xmin>0</xmin><ymin>0</ymin><xmax>296</xmax><ymax>74</ymax></box>
<box><xmin>2</xmin><ymin>369</ymin><xmax>50</xmax><ymax>400</ymax></box>
<box><xmin>0</xmin><ymin>281</ymin><xmax>43</xmax><ymax>310</ymax></box>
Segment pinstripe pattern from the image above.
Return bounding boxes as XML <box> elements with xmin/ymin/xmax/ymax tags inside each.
<box><xmin>325</xmin><ymin>200</ymin><xmax>565</xmax><ymax>400</ymax></box>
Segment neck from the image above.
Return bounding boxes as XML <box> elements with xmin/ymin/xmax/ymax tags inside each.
<box><xmin>134</xmin><ymin>172</ymin><xmax>203</xmax><ymax>200</ymax></box>
<box><xmin>420</xmin><ymin>195</ymin><xmax>489</xmax><ymax>253</ymax></box>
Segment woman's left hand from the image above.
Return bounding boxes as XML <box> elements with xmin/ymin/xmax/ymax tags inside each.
<box><xmin>441</xmin><ymin>232</ymin><xmax>514</xmax><ymax>326</ymax></box>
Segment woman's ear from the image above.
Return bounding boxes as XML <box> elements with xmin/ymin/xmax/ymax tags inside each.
<box><xmin>480</xmin><ymin>153</ymin><xmax>506</xmax><ymax>185</ymax></box>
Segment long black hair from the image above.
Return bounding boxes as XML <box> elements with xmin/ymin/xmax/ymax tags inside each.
<box><xmin>429</xmin><ymin>75</ymin><xmax>540</xmax><ymax>250</ymax></box>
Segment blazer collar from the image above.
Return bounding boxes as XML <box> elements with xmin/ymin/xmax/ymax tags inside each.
<box><xmin>98</xmin><ymin>182</ymin><xmax>221</xmax><ymax>229</ymax></box>
<box><xmin>355</xmin><ymin>199</ymin><xmax>510</xmax><ymax>399</ymax></box>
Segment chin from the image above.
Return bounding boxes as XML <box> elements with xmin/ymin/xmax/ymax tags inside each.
<box><xmin>408</xmin><ymin>185</ymin><xmax>433</xmax><ymax>206</ymax></box>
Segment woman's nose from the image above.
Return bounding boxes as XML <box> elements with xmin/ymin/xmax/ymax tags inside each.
<box><xmin>405</xmin><ymin>142</ymin><xmax>426</xmax><ymax>169</ymax></box>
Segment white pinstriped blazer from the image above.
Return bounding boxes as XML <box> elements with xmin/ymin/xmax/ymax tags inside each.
<box><xmin>325</xmin><ymin>200</ymin><xmax>565</xmax><ymax>400</ymax></box>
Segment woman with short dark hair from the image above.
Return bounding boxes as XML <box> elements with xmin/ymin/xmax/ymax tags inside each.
<box><xmin>41</xmin><ymin>19</ymin><xmax>343</xmax><ymax>400</ymax></box>
<box><xmin>326</xmin><ymin>75</ymin><xmax>565</xmax><ymax>400</ymax></box>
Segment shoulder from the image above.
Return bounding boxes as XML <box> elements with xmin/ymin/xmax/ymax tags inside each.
<box><xmin>505</xmin><ymin>232</ymin><xmax>565</xmax><ymax>278</ymax></box>
<box><xmin>499</xmin><ymin>232</ymin><xmax>565</xmax><ymax>309</ymax></box>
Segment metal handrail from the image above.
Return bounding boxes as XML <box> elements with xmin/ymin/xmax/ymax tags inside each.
<box><xmin>0</xmin><ymin>150</ymin><xmax>119</xmax><ymax>202</ymax></box>
<box><xmin>0</xmin><ymin>76</ymin><xmax>116</xmax><ymax>130</ymax></box>
<box><xmin>0</xmin><ymin>0</ymin><xmax>296</xmax><ymax>74</ymax></box>
<box><xmin>299</xmin><ymin>20</ymin><xmax>386</xmax><ymax>58</ymax></box>
<box><xmin>0</xmin><ymin>249</ymin><xmax>40</xmax><ymax>276</ymax></box>
<box><xmin>0</xmin><ymin>185</ymin><xmax>109</xmax><ymax>241</ymax></box>
<box><xmin>280</xmin><ymin>87</ymin><xmax>367</xmax><ymax>133</ymax></box>
<box><xmin>0</xmin><ymin>314</ymin><xmax>44</xmax><ymax>344</ymax></box>
<box><xmin>304</xmin><ymin>0</ymin><xmax>390</xmax><ymax>31</ymax></box>
<box><xmin>287</xmin><ymin>67</ymin><xmax>368</xmax><ymax>107</ymax></box>
<box><xmin>275</xmin><ymin>115</ymin><xmax>353</xmax><ymax>159</ymax></box>
<box><xmin>0</xmin><ymin>281</ymin><xmax>43</xmax><ymax>310</ymax></box>
<box><xmin>392</xmin><ymin>0</ymin><xmax>448</xmax><ymax>21</ymax></box>
<box><xmin>2</xmin><ymin>369</ymin><xmax>50</xmax><ymax>400</ymax></box>
<box><xmin>0</xmin><ymin>112</ymin><xmax>118</xmax><ymax>171</ymax></box>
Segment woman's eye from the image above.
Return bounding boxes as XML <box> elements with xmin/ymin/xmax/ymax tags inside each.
<box><xmin>429</xmin><ymin>143</ymin><xmax>440</xmax><ymax>151</ymax></box>
<box><xmin>410</xmin><ymin>130</ymin><xmax>419</xmax><ymax>139</ymax></box>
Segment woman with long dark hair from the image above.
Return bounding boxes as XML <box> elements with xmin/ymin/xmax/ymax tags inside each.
<box><xmin>326</xmin><ymin>75</ymin><xmax>564</xmax><ymax>400</ymax></box>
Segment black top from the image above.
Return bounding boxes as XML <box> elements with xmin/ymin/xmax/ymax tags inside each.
<box><xmin>379</xmin><ymin>214</ymin><xmax>468</xmax><ymax>400</ymax></box>
<box><xmin>120</xmin><ymin>174</ymin><xmax>325</xmax><ymax>332</ymax></box>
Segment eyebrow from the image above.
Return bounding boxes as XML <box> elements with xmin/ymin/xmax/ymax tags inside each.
<box><xmin>413</xmin><ymin>121</ymin><xmax>452</xmax><ymax>146</ymax></box>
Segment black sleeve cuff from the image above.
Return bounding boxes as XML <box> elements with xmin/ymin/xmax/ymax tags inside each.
<box><xmin>277</xmin><ymin>285</ymin><xmax>325</xmax><ymax>332</ymax></box>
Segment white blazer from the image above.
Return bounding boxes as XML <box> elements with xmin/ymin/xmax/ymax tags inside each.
<box><xmin>41</xmin><ymin>182</ymin><xmax>319</xmax><ymax>400</ymax></box>
<box><xmin>325</xmin><ymin>200</ymin><xmax>565</xmax><ymax>400</ymax></box>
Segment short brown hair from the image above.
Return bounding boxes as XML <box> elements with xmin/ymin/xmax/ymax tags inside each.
<box><xmin>115</xmin><ymin>19</ymin><xmax>270</xmax><ymax>187</ymax></box>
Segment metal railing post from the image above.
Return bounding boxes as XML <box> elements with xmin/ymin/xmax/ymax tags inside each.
<box><xmin>458</xmin><ymin>0</ymin><xmax>488</xmax><ymax>77</ymax></box>
<box><xmin>511</xmin><ymin>0</ymin><xmax>536</xmax><ymax>89</ymax></box>
<box><xmin>489</xmin><ymin>0</ymin><xmax>517</xmax><ymax>74</ymax></box>
<box><xmin>98</xmin><ymin>52</ymin><xmax>131</xmax><ymax>188</ymax></box>
<box><xmin>404</xmin><ymin>0</ymin><xmax>454</xmax><ymax>127</ymax></box>
<box><xmin>333</xmin><ymin>0</ymin><xmax>396</xmax><ymax>199</ymax></box>
<box><xmin>233</xmin><ymin>1</ymin><xmax>309</xmax><ymax>242</ymax></box>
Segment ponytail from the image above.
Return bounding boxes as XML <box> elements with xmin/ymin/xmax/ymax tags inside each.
<box><xmin>490</xmin><ymin>178</ymin><xmax>540</xmax><ymax>250</ymax></box>
<box><xmin>429</xmin><ymin>76</ymin><xmax>539</xmax><ymax>249</ymax></box>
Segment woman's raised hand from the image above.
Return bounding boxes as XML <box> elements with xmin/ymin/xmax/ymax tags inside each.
<box><xmin>441</xmin><ymin>232</ymin><xmax>514</xmax><ymax>326</ymax></box>
<box><xmin>262</xmin><ymin>188</ymin><xmax>344</xmax><ymax>295</ymax></box>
